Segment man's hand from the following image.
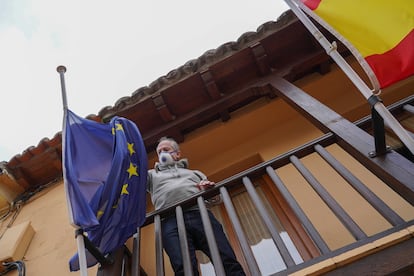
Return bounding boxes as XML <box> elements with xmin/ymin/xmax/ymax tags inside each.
<box><xmin>196</xmin><ymin>180</ymin><xmax>215</xmax><ymax>190</ymax></box>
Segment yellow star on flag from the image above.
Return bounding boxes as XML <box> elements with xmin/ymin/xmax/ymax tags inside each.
<box><xmin>97</xmin><ymin>210</ymin><xmax>104</xmax><ymax>219</ymax></box>
<box><xmin>127</xmin><ymin>162</ymin><xmax>139</xmax><ymax>178</ymax></box>
<box><xmin>115</xmin><ymin>123</ymin><xmax>124</xmax><ymax>131</ymax></box>
<box><xmin>121</xmin><ymin>183</ymin><xmax>129</xmax><ymax>195</ymax></box>
<box><xmin>112</xmin><ymin>123</ymin><xmax>124</xmax><ymax>135</ymax></box>
<box><xmin>127</xmin><ymin>142</ymin><xmax>136</xmax><ymax>156</ymax></box>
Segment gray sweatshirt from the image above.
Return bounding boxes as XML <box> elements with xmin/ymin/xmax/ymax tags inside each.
<box><xmin>147</xmin><ymin>159</ymin><xmax>207</xmax><ymax>210</ymax></box>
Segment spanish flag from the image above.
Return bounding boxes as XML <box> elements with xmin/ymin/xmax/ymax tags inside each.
<box><xmin>301</xmin><ymin>0</ymin><xmax>414</xmax><ymax>89</ymax></box>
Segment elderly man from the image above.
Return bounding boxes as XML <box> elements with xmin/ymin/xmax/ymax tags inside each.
<box><xmin>147</xmin><ymin>137</ymin><xmax>245</xmax><ymax>275</ymax></box>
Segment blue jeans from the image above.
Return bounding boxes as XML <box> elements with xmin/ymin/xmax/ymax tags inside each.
<box><xmin>161</xmin><ymin>210</ymin><xmax>246</xmax><ymax>276</ymax></box>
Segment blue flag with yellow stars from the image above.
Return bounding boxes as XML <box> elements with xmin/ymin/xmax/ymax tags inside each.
<box><xmin>63</xmin><ymin>109</ymin><xmax>147</xmax><ymax>271</ymax></box>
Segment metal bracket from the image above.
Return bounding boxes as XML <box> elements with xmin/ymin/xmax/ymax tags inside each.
<box><xmin>368</xmin><ymin>95</ymin><xmax>390</xmax><ymax>158</ymax></box>
<box><xmin>75</xmin><ymin>229</ymin><xmax>114</xmax><ymax>266</ymax></box>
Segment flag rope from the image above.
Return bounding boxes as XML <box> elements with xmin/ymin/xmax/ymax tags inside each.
<box><xmin>296</xmin><ymin>0</ymin><xmax>381</xmax><ymax>93</ymax></box>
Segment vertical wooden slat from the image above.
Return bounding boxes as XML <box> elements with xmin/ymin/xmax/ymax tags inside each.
<box><xmin>176</xmin><ymin>206</ymin><xmax>193</xmax><ymax>276</ymax></box>
<box><xmin>121</xmin><ymin>247</ymin><xmax>128</xmax><ymax>276</ymax></box>
<box><xmin>266</xmin><ymin>166</ymin><xmax>330</xmax><ymax>254</ymax></box>
<box><xmin>314</xmin><ymin>144</ymin><xmax>405</xmax><ymax>226</ymax></box>
<box><xmin>290</xmin><ymin>155</ymin><xmax>367</xmax><ymax>240</ymax></box>
<box><xmin>220</xmin><ymin>186</ymin><xmax>262</xmax><ymax>275</ymax></box>
<box><xmin>154</xmin><ymin>214</ymin><xmax>165</xmax><ymax>276</ymax></box>
<box><xmin>242</xmin><ymin>176</ymin><xmax>296</xmax><ymax>267</ymax></box>
<box><xmin>403</xmin><ymin>104</ymin><xmax>414</xmax><ymax>114</ymax></box>
<box><xmin>197</xmin><ymin>197</ymin><xmax>226</xmax><ymax>276</ymax></box>
<box><xmin>131</xmin><ymin>227</ymin><xmax>141</xmax><ymax>276</ymax></box>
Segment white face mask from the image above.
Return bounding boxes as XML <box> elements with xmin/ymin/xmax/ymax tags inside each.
<box><xmin>158</xmin><ymin>151</ymin><xmax>175</xmax><ymax>165</ymax></box>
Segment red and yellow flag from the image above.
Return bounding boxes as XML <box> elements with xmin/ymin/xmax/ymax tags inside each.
<box><xmin>301</xmin><ymin>0</ymin><xmax>414</xmax><ymax>89</ymax></box>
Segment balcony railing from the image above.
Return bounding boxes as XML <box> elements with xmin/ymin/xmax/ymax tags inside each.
<box><xmin>128</xmin><ymin>130</ymin><xmax>414</xmax><ymax>276</ymax></box>
<box><xmin>113</xmin><ymin>83</ymin><xmax>414</xmax><ymax>276</ymax></box>
<box><xmin>100</xmin><ymin>79</ymin><xmax>414</xmax><ymax>275</ymax></box>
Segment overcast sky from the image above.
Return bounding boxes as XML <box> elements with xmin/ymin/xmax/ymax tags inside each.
<box><xmin>0</xmin><ymin>0</ymin><xmax>289</xmax><ymax>162</ymax></box>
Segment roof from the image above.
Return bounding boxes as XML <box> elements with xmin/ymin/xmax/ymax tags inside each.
<box><xmin>0</xmin><ymin>10</ymin><xmax>349</xmax><ymax>193</ymax></box>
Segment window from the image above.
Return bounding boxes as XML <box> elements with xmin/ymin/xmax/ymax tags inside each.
<box><xmin>196</xmin><ymin>154</ymin><xmax>319</xmax><ymax>275</ymax></box>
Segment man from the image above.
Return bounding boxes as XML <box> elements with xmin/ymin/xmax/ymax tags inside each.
<box><xmin>147</xmin><ymin>137</ymin><xmax>246</xmax><ymax>275</ymax></box>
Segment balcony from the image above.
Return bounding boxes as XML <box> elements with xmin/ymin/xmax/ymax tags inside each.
<box><xmin>101</xmin><ymin>82</ymin><xmax>414</xmax><ymax>276</ymax></box>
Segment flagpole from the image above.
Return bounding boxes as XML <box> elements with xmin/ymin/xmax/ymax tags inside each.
<box><xmin>57</xmin><ymin>65</ymin><xmax>68</xmax><ymax>111</ymax></box>
<box><xmin>283</xmin><ymin>0</ymin><xmax>414</xmax><ymax>155</ymax></box>
<box><xmin>57</xmin><ymin>66</ymin><xmax>89</xmax><ymax>276</ymax></box>
<box><xmin>75</xmin><ymin>230</ymin><xmax>89</xmax><ymax>276</ymax></box>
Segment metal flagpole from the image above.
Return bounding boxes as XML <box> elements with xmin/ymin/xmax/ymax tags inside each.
<box><xmin>75</xmin><ymin>230</ymin><xmax>89</xmax><ymax>276</ymax></box>
<box><xmin>283</xmin><ymin>0</ymin><xmax>414</xmax><ymax>155</ymax></box>
<box><xmin>57</xmin><ymin>65</ymin><xmax>68</xmax><ymax>111</ymax></box>
<box><xmin>57</xmin><ymin>65</ymin><xmax>89</xmax><ymax>276</ymax></box>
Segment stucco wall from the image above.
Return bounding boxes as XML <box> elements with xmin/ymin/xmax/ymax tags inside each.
<box><xmin>0</xmin><ymin>182</ymin><xmax>98</xmax><ymax>276</ymax></box>
<box><xmin>2</xmin><ymin>66</ymin><xmax>414</xmax><ymax>275</ymax></box>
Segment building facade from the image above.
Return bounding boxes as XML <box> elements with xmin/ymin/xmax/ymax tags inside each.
<box><xmin>1</xmin><ymin>10</ymin><xmax>414</xmax><ymax>275</ymax></box>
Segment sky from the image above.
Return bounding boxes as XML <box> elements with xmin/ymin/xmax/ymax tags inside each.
<box><xmin>0</xmin><ymin>0</ymin><xmax>289</xmax><ymax>162</ymax></box>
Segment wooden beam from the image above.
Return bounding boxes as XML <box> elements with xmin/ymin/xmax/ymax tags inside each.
<box><xmin>269</xmin><ymin>76</ymin><xmax>414</xmax><ymax>205</ymax></box>
<box><xmin>200</xmin><ymin>69</ymin><xmax>221</xmax><ymax>100</ymax></box>
<box><xmin>142</xmin><ymin>86</ymin><xmax>274</xmax><ymax>151</ymax></box>
<box><xmin>323</xmin><ymin>238</ymin><xmax>414</xmax><ymax>276</ymax></box>
<box><xmin>250</xmin><ymin>42</ymin><xmax>271</xmax><ymax>75</ymax></box>
<box><xmin>151</xmin><ymin>93</ymin><xmax>175</xmax><ymax>122</ymax></box>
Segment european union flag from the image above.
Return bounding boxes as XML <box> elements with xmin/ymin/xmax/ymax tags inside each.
<box><xmin>62</xmin><ymin>109</ymin><xmax>147</xmax><ymax>271</ymax></box>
